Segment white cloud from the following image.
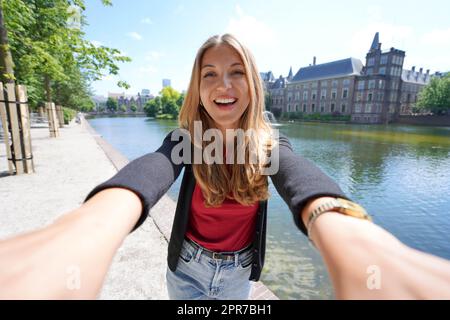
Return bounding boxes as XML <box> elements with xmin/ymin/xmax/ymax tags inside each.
<box><xmin>90</xmin><ymin>40</ymin><xmax>103</xmax><ymax>48</ymax></box>
<box><xmin>137</xmin><ymin>66</ymin><xmax>158</xmax><ymax>76</ymax></box>
<box><xmin>145</xmin><ymin>51</ymin><xmax>164</xmax><ymax>61</ymax></box>
<box><xmin>127</xmin><ymin>32</ymin><xmax>143</xmax><ymax>41</ymax></box>
<box><xmin>141</xmin><ymin>17</ymin><xmax>153</xmax><ymax>24</ymax></box>
<box><xmin>350</xmin><ymin>22</ymin><xmax>413</xmax><ymax>58</ymax></box>
<box><xmin>225</xmin><ymin>5</ymin><xmax>277</xmax><ymax>50</ymax></box>
<box><xmin>421</xmin><ymin>28</ymin><xmax>450</xmax><ymax>46</ymax></box>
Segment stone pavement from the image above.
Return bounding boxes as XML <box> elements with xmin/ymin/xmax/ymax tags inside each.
<box><xmin>0</xmin><ymin>116</ymin><xmax>278</xmax><ymax>300</ymax></box>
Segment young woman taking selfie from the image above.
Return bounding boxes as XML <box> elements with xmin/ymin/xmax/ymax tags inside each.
<box><xmin>1</xmin><ymin>34</ymin><xmax>450</xmax><ymax>300</ymax></box>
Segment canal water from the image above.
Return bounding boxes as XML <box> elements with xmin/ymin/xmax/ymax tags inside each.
<box><xmin>88</xmin><ymin>116</ymin><xmax>450</xmax><ymax>299</ymax></box>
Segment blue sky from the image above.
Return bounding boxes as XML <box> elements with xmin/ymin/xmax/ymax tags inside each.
<box><xmin>84</xmin><ymin>0</ymin><xmax>450</xmax><ymax>97</ymax></box>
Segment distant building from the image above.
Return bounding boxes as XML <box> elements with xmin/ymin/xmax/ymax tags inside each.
<box><xmin>108</xmin><ymin>91</ymin><xmax>154</xmax><ymax>113</ymax></box>
<box><xmin>141</xmin><ymin>89</ymin><xmax>151</xmax><ymax>95</ymax></box>
<box><xmin>262</xmin><ymin>33</ymin><xmax>439</xmax><ymax>124</ymax></box>
<box><xmin>162</xmin><ymin>79</ymin><xmax>171</xmax><ymax>88</ymax></box>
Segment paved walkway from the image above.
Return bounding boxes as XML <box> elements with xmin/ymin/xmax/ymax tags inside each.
<box><xmin>0</xmin><ymin>117</ymin><xmax>277</xmax><ymax>300</ymax></box>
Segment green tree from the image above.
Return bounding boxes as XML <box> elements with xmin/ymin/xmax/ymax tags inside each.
<box><xmin>176</xmin><ymin>92</ymin><xmax>185</xmax><ymax>107</ymax></box>
<box><xmin>144</xmin><ymin>97</ymin><xmax>161</xmax><ymax>117</ymax></box>
<box><xmin>2</xmin><ymin>0</ymin><xmax>131</xmax><ymax>108</ymax></box>
<box><xmin>163</xmin><ymin>100</ymin><xmax>178</xmax><ymax>117</ymax></box>
<box><xmin>159</xmin><ymin>86</ymin><xmax>181</xmax><ymax>118</ymax></box>
<box><xmin>106</xmin><ymin>97</ymin><xmax>117</xmax><ymax>112</ymax></box>
<box><xmin>417</xmin><ymin>74</ymin><xmax>450</xmax><ymax>115</ymax></box>
<box><xmin>119</xmin><ymin>104</ymin><xmax>126</xmax><ymax>113</ymax></box>
<box><xmin>130</xmin><ymin>104</ymin><xmax>137</xmax><ymax>112</ymax></box>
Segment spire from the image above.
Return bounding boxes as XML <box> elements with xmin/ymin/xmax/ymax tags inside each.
<box><xmin>287</xmin><ymin>66</ymin><xmax>293</xmax><ymax>81</ymax></box>
<box><xmin>370</xmin><ymin>32</ymin><xmax>380</xmax><ymax>52</ymax></box>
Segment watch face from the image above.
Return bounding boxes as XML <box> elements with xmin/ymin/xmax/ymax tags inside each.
<box><xmin>337</xmin><ymin>198</ymin><xmax>370</xmax><ymax>220</ymax></box>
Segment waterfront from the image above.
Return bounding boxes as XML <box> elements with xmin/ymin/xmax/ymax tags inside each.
<box><xmin>88</xmin><ymin>116</ymin><xmax>450</xmax><ymax>299</ymax></box>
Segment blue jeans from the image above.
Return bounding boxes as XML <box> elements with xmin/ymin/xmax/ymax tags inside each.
<box><xmin>166</xmin><ymin>238</ymin><xmax>254</xmax><ymax>300</ymax></box>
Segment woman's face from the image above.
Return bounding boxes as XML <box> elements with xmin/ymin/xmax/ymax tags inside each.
<box><xmin>199</xmin><ymin>44</ymin><xmax>250</xmax><ymax>131</ymax></box>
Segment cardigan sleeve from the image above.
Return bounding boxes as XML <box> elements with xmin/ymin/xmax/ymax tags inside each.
<box><xmin>84</xmin><ymin>129</ymin><xmax>186</xmax><ymax>232</ymax></box>
<box><xmin>270</xmin><ymin>134</ymin><xmax>351</xmax><ymax>236</ymax></box>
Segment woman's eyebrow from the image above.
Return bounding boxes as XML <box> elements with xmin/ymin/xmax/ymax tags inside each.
<box><xmin>201</xmin><ymin>62</ymin><xmax>243</xmax><ymax>69</ymax></box>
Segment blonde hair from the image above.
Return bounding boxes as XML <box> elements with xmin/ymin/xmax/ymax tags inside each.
<box><xmin>178</xmin><ymin>34</ymin><xmax>273</xmax><ymax>207</ymax></box>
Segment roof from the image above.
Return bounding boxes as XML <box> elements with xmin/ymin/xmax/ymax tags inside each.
<box><xmin>401</xmin><ymin>70</ymin><xmax>432</xmax><ymax>85</ymax></box>
<box><xmin>260</xmin><ymin>71</ymin><xmax>275</xmax><ymax>82</ymax></box>
<box><xmin>272</xmin><ymin>76</ymin><xmax>287</xmax><ymax>89</ymax></box>
<box><xmin>292</xmin><ymin>57</ymin><xmax>363</xmax><ymax>82</ymax></box>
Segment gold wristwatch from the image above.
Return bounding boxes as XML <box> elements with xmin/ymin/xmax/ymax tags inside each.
<box><xmin>306</xmin><ymin>198</ymin><xmax>372</xmax><ymax>240</ymax></box>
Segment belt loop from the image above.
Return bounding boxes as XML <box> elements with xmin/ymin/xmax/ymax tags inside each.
<box><xmin>234</xmin><ymin>253</ymin><xmax>239</xmax><ymax>267</ymax></box>
<box><xmin>195</xmin><ymin>247</ymin><xmax>203</xmax><ymax>262</ymax></box>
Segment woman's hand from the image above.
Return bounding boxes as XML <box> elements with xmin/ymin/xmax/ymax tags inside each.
<box><xmin>0</xmin><ymin>188</ymin><xmax>142</xmax><ymax>299</ymax></box>
<box><xmin>302</xmin><ymin>197</ymin><xmax>450</xmax><ymax>299</ymax></box>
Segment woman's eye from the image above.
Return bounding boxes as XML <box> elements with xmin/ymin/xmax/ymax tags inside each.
<box><xmin>203</xmin><ymin>72</ymin><xmax>215</xmax><ymax>78</ymax></box>
<box><xmin>232</xmin><ymin>70</ymin><xmax>245</xmax><ymax>76</ymax></box>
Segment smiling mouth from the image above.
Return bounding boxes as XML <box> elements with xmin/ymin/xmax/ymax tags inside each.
<box><xmin>213</xmin><ymin>98</ymin><xmax>238</xmax><ymax>108</ymax></box>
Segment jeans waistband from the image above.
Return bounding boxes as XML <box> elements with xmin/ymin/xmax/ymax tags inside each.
<box><xmin>185</xmin><ymin>237</ymin><xmax>252</xmax><ymax>261</ymax></box>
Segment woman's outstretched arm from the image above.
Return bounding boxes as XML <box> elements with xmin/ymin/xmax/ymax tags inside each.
<box><xmin>0</xmin><ymin>188</ymin><xmax>141</xmax><ymax>299</ymax></box>
<box><xmin>302</xmin><ymin>197</ymin><xmax>450</xmax><ymax>299</ymax></box>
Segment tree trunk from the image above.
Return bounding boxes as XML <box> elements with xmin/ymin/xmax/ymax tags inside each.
<box><xmin>0</xmin><ymin>0</ymin><xmax>14</xmax><ymax>83</ymax></box>
<box><xmin>44</xmin><ymin>74</ymin><xmax>52</xmax><ymax>102</ymax></box>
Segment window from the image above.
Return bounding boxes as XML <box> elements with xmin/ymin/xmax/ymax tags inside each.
<box><xmin>358</xmin><ymin>80</ymin><xmax>365</xmax><ymax>90</ymax></box>
<box><xmin>368</xmin><ymin>92</ymin><xmax>373</xmax><ymax>102</ymax></box>
<box><xmin>368</xmin><ymin>80</ymin><xmax>376</xmax><ymax>89</ymax></box>
<box><xmin>366</xmin><ymin>68</ymin><xmax>373</xmax><ymax>75</ymax></box>
<box><xmin>378</xmin><ymin>92</ymin><xmax>384</xmax><ymax>101</ymax></box>
<box><xmin>365</xmin><ymin>104</ymin><xmax>372</xmax><ymax>113</ymax></box>
<box><xmin>331</xmin><ymin>90</ymin><xmax>337</xmax><ymax>100</ymax></box>
<box><xmin>341</xmin><ymin>104</ymin><xmax>346</xmax><ymax>113</ymax></box>
<box><xmin>331</xmin><ymin>103</ymin><xmax>335</xmax><ymax>112</ymax></box>
<box><xmin>320</xmin><ymin>103</ymin><xmax>325</xmax><ymax>113</ymax></box>
<box><xmin>320</xmin><ymin>80</ymin><xmax>328</xmax><ymax>87</ymax></box>
<box><xmin>354</xmin><ymin>104</ymin><xmax>361</xmax><ymax>113</ymax></box>
<box><xmin>332</xmin><ymin>80</ymin><xmax>338</xmax><ymax>88</ymax></box>
<box><xmin>321</xmin><ymin>89</ymin><xmax>327</xmax><ymax>100</ymax></box>
<box><xmin>357</xmin><ymin>92</ymin><xmax>362</xmax><ymax>101</ymax></box>
<box><xmin>343</xmin><ymin>79</ymin><xmax>350</xmax><ymax>87</ymax></box>
<box><xmin>303</xmin><ymin>104</ymin><xmax>307</xmax><ymax>112</ymax></box>
<box><xmin>287</xmin><ymin>104</ymin><xmax>290</xmax><ymax>112</ymax></box>
<box><xmin>296</xmin><ymin>104</ymin><xmax>299</xmax><ymax>111</ymax></box>
<box><xmin>295</xmin><ymin>92</ymin><xmax>300</xmax><ymax>100</ymax></box>
<box><xmin>391</xmin><ymin>81</ymin><xmax>398</xmax><ymax>90</ymax></box>
<box><xmin>378</xmin><ymin>80</ymin><xmax>385</xmax><ymax>89</ymax></box>
<box><xmin>342</xmin><ymin>89</ymin><xmax>348</xmax><ymax>99</ymax></box>
<box><xmin>311</xmin><ymin>104</ymin><xmax>315</xmax><ymax>112</ymax></box>
<box><xmin>312</xmin><ymin>91</ymin><xmax>317</xmax><ymax>100</ymax></box>
<box><xmin>380</xmin><ymin>55</ymin><xmax>388</xmax><ymax>64</ymax></box>
<box><xmin>303</xmin><ymin>91</ymin><xmax>308</xmax><ymax>101</ymax></box>
<box><xmin>379</xmin><ymin>67</ymin><xmax>386</xmax><ymax>75</ymax></box>
<box><xmin>368</xmin><ymin>57</ymin><xmax>375</xmax><ymax>66</ymax></box>
<box><xmin>311</xmin><ymin>82</ymin><xmax>318</xmax><ymax>88</ymax></box>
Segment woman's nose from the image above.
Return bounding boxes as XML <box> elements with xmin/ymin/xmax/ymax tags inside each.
<box><xmin>217</xmin><ymin>75</ymin><xmax>232</xmax><ymax>90</ymax></box>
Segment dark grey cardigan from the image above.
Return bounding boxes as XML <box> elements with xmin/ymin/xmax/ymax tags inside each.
<box><xmin>84</xmin><ymin>129</ymin><xmax>349</xmax><ymax>281</ymax></box>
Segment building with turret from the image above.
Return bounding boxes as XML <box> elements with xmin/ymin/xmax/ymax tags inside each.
<box><xmin>262</xmin><ymin>33</ymin><xmax>440</xmax><ymax>124</ymax></box>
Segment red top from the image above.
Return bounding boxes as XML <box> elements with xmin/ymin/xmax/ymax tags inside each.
<box><xmin>185</xmin><ymin>182</ymin><xmax>259</xmax><ymax>252</ymax></box>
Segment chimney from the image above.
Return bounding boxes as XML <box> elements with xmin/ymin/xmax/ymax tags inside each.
<box><xmin>412</xmin><ymin>66</ymin><xmax>415</xmax><ymax>72</ymax></box>
<box><xmin>426</xmin><ymin>69</ymin><xmax>430</xmax><ymax>75</ymax></box>
<box><xmin>313</xmin><ymin>56</ymin><xmax>316</xmax><ymax>66</ymax></box>
<box><xmin>419</xmin><ymin>67</ymin><xmax>423</xmax><ymax>74</ymax></box>
<box><xmin>378</xmin><ymin>43</ymin><xmax>381</xmax><ymax>50</ymax></box>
